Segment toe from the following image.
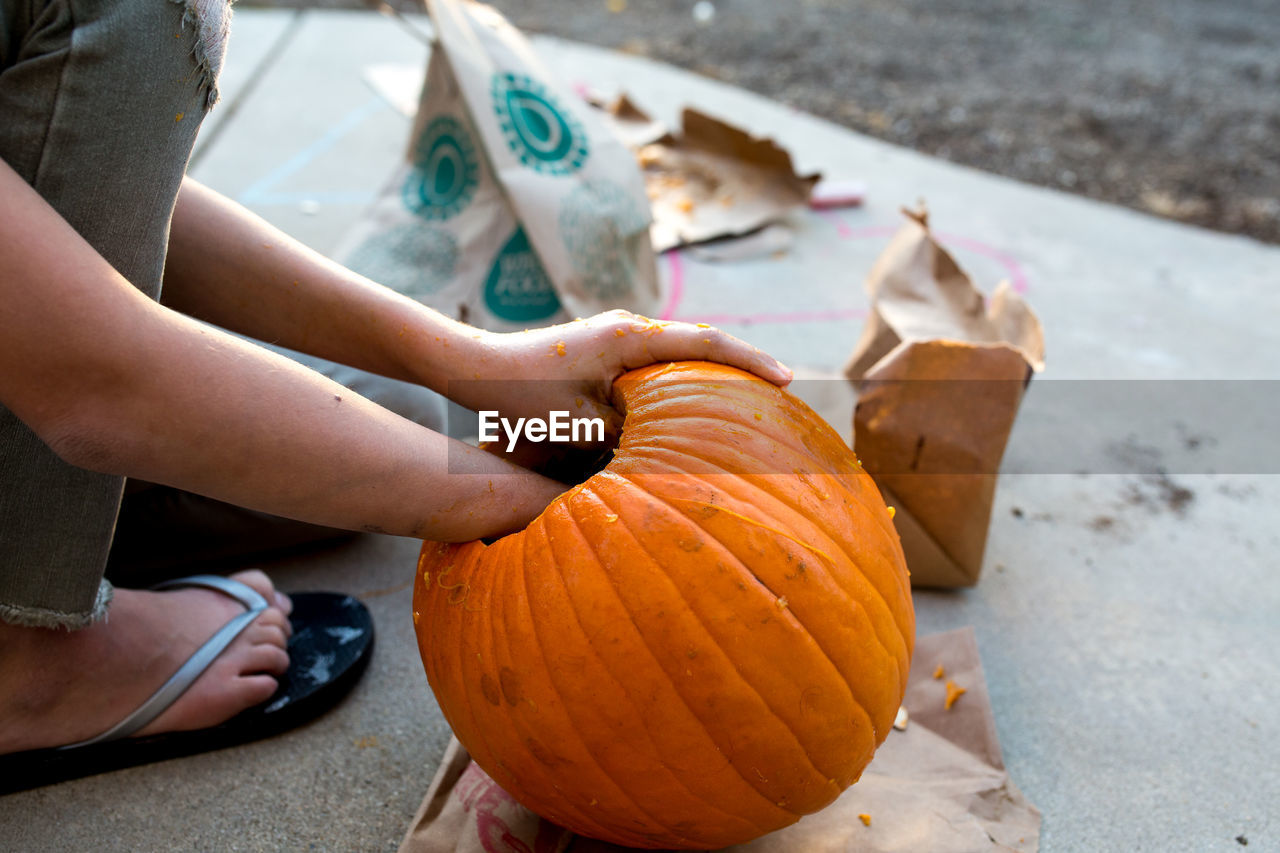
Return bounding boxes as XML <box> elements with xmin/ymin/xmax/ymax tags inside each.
<box><xmin>242</xmin><ymin>642</ymin><xmax>290</xmax><ymax>677</ymax></box>
<box><xmin>228</xmin><ymin>569</ymin><xmax>277</xmax><ymax>604</ymax></box>
<box><xmin>246</xmin><ymin>620</ymin><xmax>289</xmax><ymax>649</ymax></box>
<box><xmin>236</xmin><ymin>674</ymin><xmax>281</xmax><ymax>708</ymax></box>
<box><xmin>227</xmin><ymin>570</ymin><xmax>293</xmax><ymax>636</ymax></box>
<box><xmin>254</xmin><ymin>604</ymin><xmax>293</xmax><ymax>639</ymax></box>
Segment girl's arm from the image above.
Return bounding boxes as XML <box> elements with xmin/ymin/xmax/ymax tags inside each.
<box><xmin>161</xmin><ymin>179</ymin><xmax>791</xmax><ymax>426</ymax></box>
<box><xmin>0</xmin><ymin>161</ymin><xmax>562</xmax><ymax>542</ymax></box>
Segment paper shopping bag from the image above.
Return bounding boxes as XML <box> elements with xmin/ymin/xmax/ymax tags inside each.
<box><xmin>335</xmin><ymin>0</ymin><xmax>659</xmax><ymax>331</ymax></box>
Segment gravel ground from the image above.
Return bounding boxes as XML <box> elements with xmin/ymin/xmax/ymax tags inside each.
<box><xmin>247</xmin><ymin>0</ymin><xmax>1280</xmax><ymax>245</ymax></box>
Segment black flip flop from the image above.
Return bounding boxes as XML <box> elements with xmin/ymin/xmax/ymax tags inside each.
<box><xmin>0</xmin><ymin>575</ymin><xmax>374</xmax><ymax>795</ymax></box>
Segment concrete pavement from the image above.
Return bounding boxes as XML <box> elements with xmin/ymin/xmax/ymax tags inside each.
<box><xmin>2</xmin><ymin>9</ymin><xmax>1276</xmax><ymax>851</ymax></box>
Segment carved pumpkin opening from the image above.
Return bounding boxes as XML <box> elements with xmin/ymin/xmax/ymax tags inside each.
<box><xmin>487</xmin><ymin>436</ymin><xmax>617</xmax><ymax>491</ymax></box>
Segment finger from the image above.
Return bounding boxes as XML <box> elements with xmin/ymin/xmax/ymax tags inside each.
<box><xmin>619</xmin><ymin>320</ymin><xmax>793</xmax><ymax>385</ymax></box>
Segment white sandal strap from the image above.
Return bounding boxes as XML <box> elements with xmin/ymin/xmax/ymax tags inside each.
<box><xmin>59</xmin><ymin>575</ymin><xmax>269</xmax><ymax>749</ymax></box>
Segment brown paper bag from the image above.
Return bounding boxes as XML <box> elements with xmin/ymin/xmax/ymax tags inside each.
<box><xmin>639</xmin><ymin>109</ymin><xmax>819</xmax><ymax>253</ymax></box>
<box><xmin>845</xmin><ymin>209</ymin><xmax>1044</xmax><ymax>588</ymax></box>
<box><xmin>335</xmin><ymin>0</ymin><xmax>659</xmax><ymax>331</ymax></box>
<box><xmin>588</xmin><ymin>95</ymin><xmax>819</xmax><ymax>253</ymax></box>
<box><xmin>398</xmin><ymin>629</ymin><xmax>1040</xmax><ymax>853</ymax></box>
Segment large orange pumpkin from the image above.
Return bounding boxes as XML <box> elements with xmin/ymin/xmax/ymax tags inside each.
<box><xmin>413</xmin><ymin>361</ymin><xmax>914</xmax><ymax>849</ymax></box>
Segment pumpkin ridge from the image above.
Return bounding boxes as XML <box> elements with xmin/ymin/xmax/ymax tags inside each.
<box><xmin>434</xmin><ymin>544</ymin><xmax>547</xmax><ymax>821</ymax></box>
<box><xmin>621</xmin><ymin>411</ymin><xmax>828</xmax><ymax>472</ymax></box>
<box><xmin>468</xmin><ymin>539</ymin><xmax>549</xmax><ymax>807</ymax></box>
<box><xmin>688</xmin><ymin>464</ymin><xmax>910</xmax><ymax>683</ymax></box>
<box><xmin>431</xmin><ymin>548</ymin><xmax>490</xmax><ymax>738</ymax></box>
<box><xmin>705</xmin><ymin>475</ymin><xmax>913</xmax><ymax>722</ymax></box>
<box><xmin>663</xmin><ymin>495</ymin><xmax>843</xmax><ymax>568</ymax></box>
<box><xmin>618</xmin><ymin>377</ymin><xmax>848</xmax><ymax>470</ymax></box>
<box><xmin>532</xmin><ymin>513</ymin><xmax>749</xmax><ymax>847</ymax></box>
<box><xmin>857</xmin><ymin>480</ymin><xmax>908</xmax><ymax>576</ymax></box>
<box><xmin>609</xmin><ymin>456</ymin><xmax>906</xmax><ymax>724</ymax></box>
<box><xmin>651</xmin><ymin>479</ymin><xmax>895</xmax><ymax>749</ymax></box>
<box><xmin>617</xmin><ymin>368</ymin><xmax>911</xmax><ymax>737</ymax></box>
<box><xmin>481</xmin><ymin>530</ymin><xmax>628</xmax><ymax>841</ymax></box>
<box><xmin>618</xmin><ymin>396</ymin><xmax>830</xmax><ymax>466</ymax></box>
<box><xmin>555</xmin><ymin>495</ymin><xmax>818</xmax><ymax>819</ymax></box>
<box><xmin>699</xmin><ymin>468</ymin><xmax>911</xmax><ymax>725</ymax></box>
<box><xmin>431</xmin><ymin>540</ymin><xmax>589</xmax><ymax>838</ymax></box>
<box><xmin>643</xmin><ymin>446</ymin><xmax>914</xmax><ymax>674</ymax></box>
<box><xmin>599</xmin><ymin>468</ymin><xmax>885</xmax><ymax>762</ymax></box>
<box><xmin>510</xmin><ymin>517</ymin><xmax>700</xmax><ymax>846</ymax></box>
<box><xmin>546</xmin><ymin>497</ymin><xmax>788</xmax><ymax>842</ymax></box>
<box><xmin>422</xmin><ymin>532</ymin><xmax>778</xmax><ymax>845</ymax></box>
<box><xmin>557</xmin><ymin>493</ymin><xmax>827</xmax><ymax>822</ymax></box>
<box><xmin>586</xmin><ymin>482</ymin><xmax>844</xmax><ymax>802</ymax></box>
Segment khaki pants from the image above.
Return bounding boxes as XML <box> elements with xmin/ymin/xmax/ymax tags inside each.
<box><xmin>0</xmin><ymin>0</ymin><xmax>443</xmax><ymax>627</ymax></box>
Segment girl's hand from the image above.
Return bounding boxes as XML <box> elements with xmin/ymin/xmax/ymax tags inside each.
<box><xmin>459</xmin><ymin>310</ymin><xmax>792</xmax><ymax>442</ymax></box>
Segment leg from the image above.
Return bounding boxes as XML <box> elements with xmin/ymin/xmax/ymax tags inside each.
<box><xmin>0</xmin><ymin>570</ymin><xmax>292</xmax><ymax>755</ymax></box>
<box><xmin>0</xmin><ymin>0</ymin><xmax>224</xmax><ymax>626</ymax></box>
<box><xmin>0</xmin><ymin>0</ymin><xmax>295</xmax><ymax>753</ymax></box>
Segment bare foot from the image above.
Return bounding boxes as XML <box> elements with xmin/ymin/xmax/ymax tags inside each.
<box><xmin>0</xmin><ymin>569</ymin><xmax>292</xmax><ymax>755</ymax></box>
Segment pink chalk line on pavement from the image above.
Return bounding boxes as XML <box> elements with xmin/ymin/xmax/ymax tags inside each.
<box><xmin>810</xmin><ymin>209</ymin><xmax>1030</xmax><ymax>294</ymax></box>
<box><xmin>658</xmin><ymin>248</ymin><xmax>866</xmax><ymax>325</ymax></box>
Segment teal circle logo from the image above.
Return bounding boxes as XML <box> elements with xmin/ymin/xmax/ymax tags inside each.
<box><xmin>490</xmin><ymin>73</ymin><xmax>588</xmax><ymax>175</ymax></box>
<box><xmin>344</xmin><ymin>224</ymin><xmax>458</xmax><ymax>300</ymax></box>
<box><xmin>484</xmin><ymin>226</ymin><xmax>561</xmax><ymax>322</ymax></box>
<box><xmin>558</xmin><ymin>179</ymin><xmax>650</xmax><ymax>301</ymax></box>
<box><xmin>402</xmin><ymin>116</ymin><xmax>479</xmax><ymax>221</ymax></box>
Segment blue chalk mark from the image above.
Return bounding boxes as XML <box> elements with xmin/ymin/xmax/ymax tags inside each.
<box><xmin>238</xmin><ymin>96</ymin><xmax>388</xmax><ymax>206</ymax></box>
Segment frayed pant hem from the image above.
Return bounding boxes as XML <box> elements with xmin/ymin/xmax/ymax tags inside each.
<box><xmin>0</xmin><ymin>579</ymin><xmax>114</xmax><ymax>630</ymax></box>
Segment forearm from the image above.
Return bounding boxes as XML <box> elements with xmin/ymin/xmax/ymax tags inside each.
<box><xmin>1</xmin><ymin>163</ymin><xmax>563</xmax><ymax>541</ymax></box>
<box><xmin>87</xmin><ymin>319</ymin><xmax>560</xmax><ymax>541</ymax></box>
<box><xmin>161</xmin><ymin>180</ymin><xmax>793</xmax><ymax>424</ymax></box>
<box><xmin>162</xmin><ymin>178</ymin><xmax>490</xmax><ymax>392</ymax></box>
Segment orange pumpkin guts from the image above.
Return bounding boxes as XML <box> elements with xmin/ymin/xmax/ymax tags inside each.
<box><xmin>413</xmin><ymin>361</ymin><xmax>915</xmax><ymax>849</ymax></box>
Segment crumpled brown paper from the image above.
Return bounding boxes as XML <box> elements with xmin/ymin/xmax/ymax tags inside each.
<box><xmin>592</xmin><ymin>93</ymin><xmax>670</xmax><ymax>151</ymax></box>
<box><xmin>398</xmin><ymin>628</ymin><xmax>1040</xmax><ymax>853</ymax></box>
<box><xmin>589</xmin><ymin>95</ymin><xmax>818</xmax><ymax>253</ymax></box>
<box><xmin>642</xmin><ymin>109</ymin><xmax>819</xmax><ymax>252</ymax></box>
<box><xmin>845</xmin><ymin>208</ymin><xmax>1045</xmax><ymax>588</ymax></box>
